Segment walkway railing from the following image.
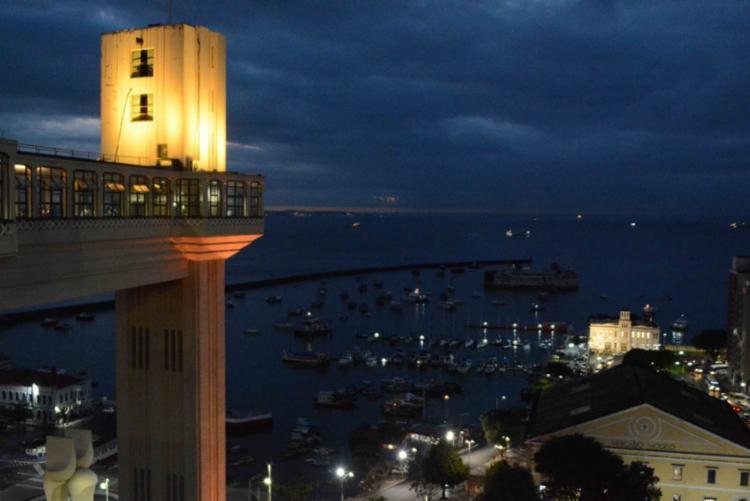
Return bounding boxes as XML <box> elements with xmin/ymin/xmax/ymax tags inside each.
<box><xmin>18</xmin><ymin>143</ymin><xmax>157</xmax><ymax>167</ymax></box>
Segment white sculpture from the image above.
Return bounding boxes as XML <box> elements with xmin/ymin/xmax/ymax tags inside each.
<box><xmin>43</xmin><ymin>430</ymin><xmax>98</xmax><ymax>501</ymax></box>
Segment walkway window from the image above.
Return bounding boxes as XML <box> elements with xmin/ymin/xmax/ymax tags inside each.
<box><xmin>672</xmin><ymin>465</ymin><xmax>683</xmax><ymax>481</ymax></box>
<box><xmin>0</xmin><ymin>154</ymin><xmax>6</xmax><ymax>220</ymax></box>
<box><xmin>131</xmin><ymin>49</ymin><xmax>154</xmax><ymax>78</ymax></box>
<box><xmin>152</xmin><ymin>178</ymin><xmax>170</xmax><ymax>216</ymax></box>
<box><xmin>208</xmin><ymin>180</ymin><xmax>221</xmax><ymax>216</ymax></box>
<box><xmin>73</xmin><ymin>170</ymin><xmax>97</xmax><ymax>217</ymax></box>
<box><xmin>249</xmin><ymin>181</ymin><xmax>263</xmax><ymax>217</ymax></box>
<box><xmin>225</xmin><ymin>181</ymin><xmax>245</xmax><ymax>217</ymax></box>
<box><xmin>129</xmin><ymin>175</ymin><xmax>149</xmax><ymax>217</ymax></box>
<box><xmin>37</xmin><ymin>167</ymin><xmax>67</xmax><ymax>218</ymax></box>
<box><xmin>175</xmin><ymin>179</ymin><xmax>200</xmax><ymax>217</ymax></box>
<box><xmin>131</xmin><ymin>94</ymin><xmax>153</xmax><ymax>122</ymax></box>
<box><xmin>14</xmin><ymin>165</ymin><xmax>31</xmax><ymax>218</ymax></box>
<box><xmin>103</xmin><ymin>173</ymin><xmax>125</xmax><ymax>217</ymax></box>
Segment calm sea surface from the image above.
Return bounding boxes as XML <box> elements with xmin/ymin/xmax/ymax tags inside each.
<box><xmin>2</xmin><ymin>213</ymin><xmax>749</xmax><ymax>482</ymax></box>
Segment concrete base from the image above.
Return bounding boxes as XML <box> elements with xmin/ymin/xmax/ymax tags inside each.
<box><xmin>116</xmin><ymin>260</ymin><xmax>226</xmax><ymax>501</ymax></box>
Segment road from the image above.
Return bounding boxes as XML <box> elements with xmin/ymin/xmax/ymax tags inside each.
<box><xmin>355</xmin><ymin>445</ymin><xmax>498</xmax><ymax>501</ymax></box>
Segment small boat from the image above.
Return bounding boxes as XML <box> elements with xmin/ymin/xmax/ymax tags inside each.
<box><xmin>41</xmin><ymin>318</ymin><xmax>58</xmax><ymax>327</ymax></box>
<box><xmin>600</xmin><ymin>293</ymin><xmax>608</xmax><ymax>300</ymax></box>
<box><xmin>476</xmin><ymin>338</ymin><xmax>489</xmax><ymax>349</ymax></box>
<box><xmin>464</xmin><ymin>339</ymin><xmax>475</xmax><ymax>349</ymax></box>
<box><xmin>244</xmin><ymin>328</ymin><xmax>261</xmax><ymax>335</ymax></box>
<box><xmin>274</xmin><ymin>321</ymin><xmax>294</xmax><ymax>330</ymax></box>
<box><xmin>265</xmin><ymin>295</ymin><xmax>283</xmax><ymax>304</ymax></box>
<box><xmin>314</xmin><ymin>391</ymin><xmax>355</xmax><ymax>409</ymax></box>
<box><xmin>282</xmin><ymin>351</ymin><xmax>329</xmax><ymax>367</ymax></box>
<box><xmin>288</xmin><ymin>307</ymin><xmax>305</xmax><ymax>316</ymax></box>
<box><xmin>338</xmin><ymin>353</ymin><xmax>353</xmax><ymax>367</ymax></box>
<box><xmin>405</xmin><ymin>288</ymin><xmax>429</xmax><ymax>303</ymax></box>
<box><xmin>54</xmin><ymin>321</ymin><xmax>72</xmax><ymax>332</ymax></box>
<box><xmin>75</xmin><ymin>312</ymin><xmax>95</xmax><ymax>322</ymax></box>
<box><xmin>352</xmin><ymin>222</ymin><xmax>361</xmax><ymax>228</ymax></box>
<box><xmin>492</xmin><ymin>300</ymin><xmax>507</xmax><ymax>306</ymax></box>
<box><xmin>439</xmin><ymin>301</ymin><xmax>456</xmax><ymax>311</ymax></box>
<box><xmin>294</xmin><ymin>318</ymin><xmax>333</xmax><ymax>337</ymax></box>
<box><xmin>365</xmin><ymin>355</ymin><xmax>378</xmax><ymax>368</ymax></box>
<box><xmin>505</xmin><ymin>229</ymin><xmax>531</xmax><ymax>238</ymax></box>
<box><xmin>226</xmin><ymin>411</ymin><xmax>273</xmax><ymax>434</ymax></box>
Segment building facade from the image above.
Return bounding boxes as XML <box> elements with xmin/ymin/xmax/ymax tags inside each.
<box><xmin>527</xmin><ymin>366</ymin><xmax>750</xmax><ymax>501</ymax></box>
<box><xmin>729</xmin><ymin>257</ymin><xmax>750</xmax><ymax>390</ymax></box>
<box><xmin>0</xmin><ymin>369</ymin><xmax>91</xmax><ymax>425</ymax></box>
<box><xmin>589</xmin><ymin>310</ymin><xmax>661</xmax><ymax>355</ymax></box>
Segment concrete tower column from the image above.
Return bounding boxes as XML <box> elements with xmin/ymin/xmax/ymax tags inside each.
<box><xmin>116</xmin><ymin>259</ymin><xmax>227</xmax><ymax>501</ymax></box>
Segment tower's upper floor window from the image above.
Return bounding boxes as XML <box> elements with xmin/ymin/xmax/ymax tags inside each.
<box><xmin>131</xmin><ymin>49</ymin><xmax>153</xmax><ymax>78</ymax></box>
<box><xmin>131</xmin><ymin>94</ymin><xmax>153</xmax><ymax>122</ymax></box>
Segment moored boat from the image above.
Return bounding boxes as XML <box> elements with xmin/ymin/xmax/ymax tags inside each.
<box><xmin>226</xmin><ymin>411</ymin><xmax>273</xmax><ymax>434</ymax></box>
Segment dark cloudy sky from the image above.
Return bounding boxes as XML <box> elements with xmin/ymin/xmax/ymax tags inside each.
<box><xmin>1</xmin><ymin>1</ymin><xmax>749</xmax><ymax>216</ymax></box>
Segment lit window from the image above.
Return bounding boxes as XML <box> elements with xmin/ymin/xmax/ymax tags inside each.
<box><xmin>673</xmin><ymin>465</ymin><xmax>683</xmax><ymax>481</ymax></box>
<box><xmin>152</xmin><ymin>178</ymin><xmax>170</xmax><ymax>216</ymax></box>
<box><xmin>226</xmin><ymin>180</ymin><xmax>245</xmax><ymax>217</ymax></box>
<box><xmin>103</xmin><ymin>173</ymin><xmax>125</xmax><ymax>217</ymax></box>
<box><xmin>131</xmin><ymin>49</ymin><xmax>154</xmax><ymax>78</ymax></box>
<box><xmin>37</xmin><ymin>166</ymin><xmax>67</xmax><ymax>218</ymax></box>
<box><xmin>741</xmin><ymin>470</ymin><xmax>749</xmax><ymax>486</ymax></box>
<box><xmin>14</xmin><ymin>164</ymin><xmax>31</xmax><ymax>218</ymax></box>
<box><xmin>129</xmin><ymin>175</ymin><xmax>149</xmax><ymax>217</ymax></box>
<box><xmin>707</xmin><ymin>468</ymin><xmax>717</xmax><ymax>484</ymax></box>
<box><xmin>131</xmin><ymin>94</ymin><xmax>153</xmax><ymax>122</ymax></box>
<box><xmin>73</xmin><ymin>170</ymin><xmax>97</xmax><ymax>217</ymax></box>
<box><xmin>208</xmin><ymin>180</ymin><xmax>221</xmax><ymax>217</ymax></box>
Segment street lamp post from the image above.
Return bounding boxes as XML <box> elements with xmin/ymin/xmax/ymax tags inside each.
<box><xmin>398</xmin><ymin>449</ymin><xmax>408</xmax><ymax>475</ymax></box>
<box><xmin>336</xmin><ymin>466</ymin><xmax>354</xmax><ymax>501</ymax></box>
<box><xmin>98</xmin><ymin>478</ymin><xmax>110</xmax><ymax>501</ymax></box>
<box><xmin>445</xmin><ymin>430</ymin><xmax>455</xmax><ymax>448</ymax></box>
<box><xmin>263</xmin><ymin>463</ymin><xmax>272</xmax><ymax>501</ymax></box>
<box><xmin>466</xmin><ymin>439</ymin><xmax>475</xmax><ymax>471</ymax></box>
<box><xmin>443</xmin><ymin>394</ymin><xmax>450</xmax><ymax>423</ymax></box>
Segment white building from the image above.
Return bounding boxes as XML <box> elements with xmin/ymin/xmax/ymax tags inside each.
<box><xmin>589</xmin><ymin>310</ymin><xmax>660</xmax><ymax>355</ymax></box>
<box><xmin>0</xmin><ymin>369</ymin><xmax>91</xmax><ymax>425</ymax></box>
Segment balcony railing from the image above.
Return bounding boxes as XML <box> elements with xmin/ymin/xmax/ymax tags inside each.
<box><xmin>18</xmin><ymin>143</ymin><xmax>158</xmax><ymax>167</ymax></box>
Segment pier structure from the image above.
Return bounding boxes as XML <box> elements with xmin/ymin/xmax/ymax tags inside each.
<box><xmin>0</xmin><ymin>23</ymin><xmax>263</xmax><ymax>501</ymax></box>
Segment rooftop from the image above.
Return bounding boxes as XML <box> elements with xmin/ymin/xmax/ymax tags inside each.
<box><xmin>589</xmin><ymin>312</ymin><xmax>656</xmax><ymax>327</ymax></box>
<box><xmin>527</xmin><ymin>365</ymin><xmax>750</xmax><ymax>449</ymax></box>
<box><xmin>0</xmin><ymin>368</ymin><xmax>88</xmax><ymax>390</ymax></box>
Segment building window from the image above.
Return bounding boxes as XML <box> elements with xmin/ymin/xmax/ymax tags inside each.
<box><xmin>707</xmin><ymin>468</ymin><xmax>717</xmax><ymax>484</ymax></box>
<box><xmin>226</xmin><ymin>181</ymin><xmax>245</xmax><ymax>217</ymax></box>
<box><xmin>672</xmin><ymin>465</ymin><xmax>684</xmax><ymax>481</ymax></box>
<box><xmin>131</xmin><ymin>94</ymin><xmax>153</xmax><ymax>122</ymax></box>
<box><xmin>73</xmin><ymin>170</ymin><xmax>97</xmax><ymax>217</ymax></box>
<box><xmin>14</xmin><ymin>164</ymin><xmax>31</xmax><ymax>218</ymax></box>
<box><xmin>741</xmin><ymin>470</ymin><xmax>749</xmax><ymax>486</ymax></box>
<box><xmin>129</xmin><ymin>175</ymin><xmax>149</xmax><ymax>217</ymax></box>
<box><xmin>208</xmin><ymin>180</ymin><xmax>221</xmax><ymax>216</ymax></box>
<box><xmin>37</xmin><ymin>167</ymin><xmax>67</xmax><ymax>218</ymax></box>
<box><xmin>249</xmin><ymin>181</ymin><xmax>262</xmax><ymax>217</ymax></box>
<box><xmin>103</xmin><ymin>173</ymin><xmax>125</xmax><ymax>217</ymax></box>
<box><xmin>0</xmin><ymin>153</ymin><xmax>6</xmax><ymax>220</ymax></box>
<box><xmin>175</xmin><ymin>179</ymin><xmax>200</xmax><ymax>217</ymax></box>
<box><xmin>131</xmin><ymin>49</ymin><xmax>154</xmax><ymax>78</ymax></box>
<box><xmin>152</xmin><ymin>178</ymin><xmax>170</xmax><ymax>216</ymax></box>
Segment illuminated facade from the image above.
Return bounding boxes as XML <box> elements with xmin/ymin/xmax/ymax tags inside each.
<box><xmin>527</xmin><ymin>366</ymin><xmax>750</xmax><ymax>501</ymax></box>
<box><xmin>589</xmin><ymin>310</ymin><xmax>660</xmax><ymax>355</ymax></box>
<box><xmin>729</xmin><ymin>257</ymin><xmax>750</xmax><ymax>391</ymax></box>
<box><xmin>0</xmin><ymin>22</ymin><xmax>263</xmax><ymax>501</ymax></box>
<box><xmin>101</xmin><ymin>24</ymin><xmax>226</xmax><ymax>172</ymax></box>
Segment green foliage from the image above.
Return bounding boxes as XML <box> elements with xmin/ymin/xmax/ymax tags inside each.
<box><xmin>480</xmin><ymin>461</ymin><xmax>537</xmax><ymax>501</ymax></box>
<box><xmin>421</xmin><ymin>440</ymin><xmax>469</xmax><ymax>498</ymax></box>
<box><xmin>544</xmin><ymin>361</ymin><xmax>574</xmax><ymax>378</ymax></box>
<box><xmin>692</xmin><ymin>329</ymin><xmax>727</xmax><ymax>357</ymax></box>
<box><xmin>480</xmin><ymin>407</ymin><xmax>526</xmax><ymax>446</ymax></box>
<box><xmin>274</xmin><ymin>480</ymin><xmax>318</xmax><ymax>501</ymax></box>
<box><xmin>534</xmin><ymin>434</ymin><xmax>660</xmax><ymax>501</ymax></box>
<box><xmin>622</xmin><ymin>349</ymin><xmax>676</xmax><ymax>371</ymax></box>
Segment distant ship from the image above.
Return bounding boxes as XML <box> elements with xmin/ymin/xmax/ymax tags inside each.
<box><xmin>505</xmin><ymin>229</ymin><xmax>531</xmax><ymax>238</ymax></box>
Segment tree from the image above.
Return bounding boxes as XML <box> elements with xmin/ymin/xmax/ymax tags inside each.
<box><xmin>274</xmin><ymin>480</ymin><xmax>318</xmax><ymax>501</ymax></box>
<box><xmin>481</xmin><ymin>407</ymin><xmax>526</xmax><ymax>446</ymax></box>
<box><xmin>480</xmin><ymin>460</ymin><xmax>537</xmax><ymax>501</ymax></box>
<box><xmin>545</xmin><ymin>361</ymin><xmax>574</xmax><ymax>378</ymax></box>
<box><xmin>421</xmin><ymin>440</ymin><xmax>469</xmax><ymax>499</ymax></box>
<box><xmin>622</xmin><ymin>349</ymin><xmax>676</xmax><ymax>371</ymax></box>
<box><xmin>691</xmin><ymin>329</ymin><xmax>727</xmax><ymax>358</ymax></box>
<box><xmin>534</xmin><ymin>435</ymin><xmax>660</xmax><ymax>501</ymax></box>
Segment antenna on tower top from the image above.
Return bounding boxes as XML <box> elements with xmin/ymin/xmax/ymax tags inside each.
<box><xmin>168</xmin><ymin>0</ymin><xmax>172</xmax><ymax>24</ymax></box>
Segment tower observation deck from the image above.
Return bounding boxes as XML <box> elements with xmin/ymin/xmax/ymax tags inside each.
<box><xmin>0</xmin><ymin>23</ymin><xmax>263</xmax><ymax>501</ymax></box>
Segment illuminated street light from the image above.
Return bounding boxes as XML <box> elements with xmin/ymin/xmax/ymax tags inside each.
<box><xmin>99</xmin><ymin>478</ymin><xmax>110</xmax><ymax>501</ymax></box>
<box><xmin>264</xmin><ymin>463</ymin><xmax>272</xmax><ymax>501</ymax></box>
<box><xmin>336</xmin><ymin>466</ymin><xmax>354</xmax><ymax>501</ymax></box>
<box><xmin>398</xmin><ymin>449</ymin><xmax>408</xmax><ymax>461</ymax></box>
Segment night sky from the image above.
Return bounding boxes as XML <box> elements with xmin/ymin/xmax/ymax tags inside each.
<box><xmin>1</xmin><ymin>1</ymin><xmax>748</xmax><ymax>216</ymax></box>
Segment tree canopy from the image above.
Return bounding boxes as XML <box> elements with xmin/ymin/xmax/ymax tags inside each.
<box><xmin>534</xmin><ymin>434</ymin><xmax>660</xmax><ymax>501</ymax></box>
<box><xmin>691</xmin><ymin>329</ymin><xmax>727</xmax><ymax>357</ymax></box>
<box><xmin>480</xmin><ymin>407</ymin><xmax>526</xmax><ymax>446</ymax></box>
<box><xmin>480</xmin><ymin>460</ymin><xmax>537</xmax><ymax>501</ymax></box>
<box><xmin>421</xmin><ymin>440</ymin><xmax>469</xmax><ymax>498</ymax></box>
<box><xmin>622</xmin><ymin>348</ymin><xmax>676</xmax><ymax>371</ymax></box>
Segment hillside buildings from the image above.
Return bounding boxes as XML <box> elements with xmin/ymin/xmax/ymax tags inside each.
<box><xmin>527</xmin><ymin>365</ymin><xmax>750</xmax><ymax>501</ymax></box>
<box><xmin>588</xmin><ymin>309</ymin><xmax>661</xmax><ymax>355</ymax></box>
<box><xmin>729</xmin><ymin>257</ymin><xmax>750</xmax><ymax>391</ymax></box>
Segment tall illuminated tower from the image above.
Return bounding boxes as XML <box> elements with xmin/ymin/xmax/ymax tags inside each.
<box><xmin>101</xmin><ymin>24</ymin><xmax>227</xmax><ymax>171</ymax></box>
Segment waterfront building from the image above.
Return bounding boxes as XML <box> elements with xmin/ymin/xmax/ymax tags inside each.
<box><xmin>729</xmin><ymin>256</ymin><xmax>750</xmax><ymax>390</ymax></box>
<box><xmin>588</xmin><ymin>309</ymin><xmax>660</xmax><ymax>355</ymax></box>
<box><xmin>0</xmin><ymin>369</ymin><xmax>91</xmax><ymax>425</ymax></box>
<box><xmin>526</xmin><ymin>365</ymin><xmax>750</xmax><ymax>501</ymax></box>
<box><xmin>0</xmin><ymin>22</ymin><xmax>264</xmax><ymax>501</ymax></box>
